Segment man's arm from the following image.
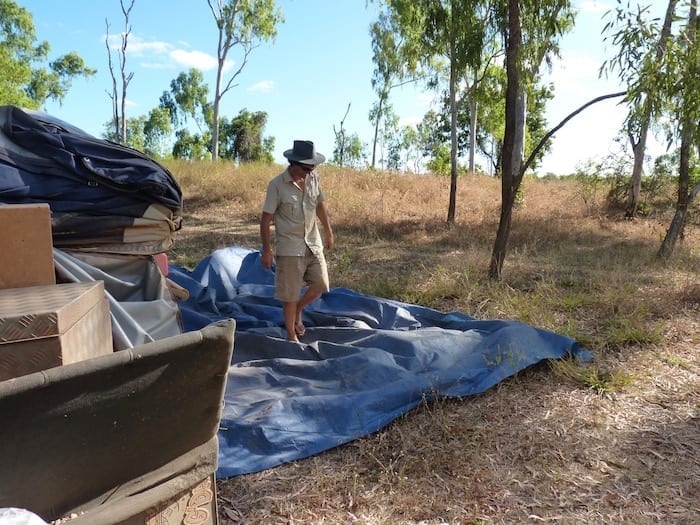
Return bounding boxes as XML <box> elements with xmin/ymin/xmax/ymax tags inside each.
<box><xmin>260</xmin><ymin>211</ymin><xmax>274</xmax><ymax>269</ymax></box>
<box><xmin>316</xmin><ymin>201</ymin><xmax>334</xmax><ymax>251</ymax></box>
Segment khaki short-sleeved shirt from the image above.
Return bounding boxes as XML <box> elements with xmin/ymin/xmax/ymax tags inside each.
<box><xmin>262</xmin><ymin>168</ymin><xmax>325</xmax><ymax>256</ymax></box>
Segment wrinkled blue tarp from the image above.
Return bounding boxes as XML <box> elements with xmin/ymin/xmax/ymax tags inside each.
<box><xmin>169</xmin><ymin>246</ymin><xmax>590</xmax><ymax>478</ymax></box>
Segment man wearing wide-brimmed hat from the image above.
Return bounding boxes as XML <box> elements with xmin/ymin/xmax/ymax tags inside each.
<box><xmin>260</xmin><ymin>140</ymin><xmax>334</xmax><ymax>342</ymax></box>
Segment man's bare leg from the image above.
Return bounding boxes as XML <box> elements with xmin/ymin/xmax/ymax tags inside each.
<box><xmin>294</xmin><ymin>288</ymin><xmax>322</xmax><ymax>336</ymax></box>
<box><xmin>283</xmin><ymin>301</ymin><xmax>299</xmax><ymax>342</ymax></box>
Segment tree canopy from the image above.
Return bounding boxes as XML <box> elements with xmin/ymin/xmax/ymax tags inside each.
<box><xmin>0</xmin><ymin>0</ymin><xmax>95</xmax><ymax>109</ymax></box>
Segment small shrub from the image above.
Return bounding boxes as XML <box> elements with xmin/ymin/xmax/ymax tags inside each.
<box><xmin>550</xmin><ymin>358</ymin><xmax>633</xmax><ymax>393</ymax></box>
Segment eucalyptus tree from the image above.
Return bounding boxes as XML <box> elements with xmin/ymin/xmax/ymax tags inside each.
<box><xmin>382</xmin><ymin>0</ymin><xmax>487</xmax><ymax>224</ymax></box>
<box><xmin>335</xmin><ymin>134</ymin><xmax>365</xmax><ymax>169</ymax></box>
<box><xmin>658</xmin><ymin>0</ymin><xmax>700</xmax><ymax>257</ymax></box>
<box><xmin>206</xmin><ymin>0</ymin><xmax>282</xmax><ymax>161</ymax></box>
<box><xmin>219</xmin><ymin>108</ymin><xmax>274</xmax><ymax>162</ymax></box>
<box><xmin>369</xmin><ymin>12</ymin><xmax>395</xmax><ymax>169</ymax></box>
<box><xmin>142</xmin><ymin>106</ymin><xmax>173</xmax><ymax>158</ymax></box>
<box><xmin>105</xmin><ymin>0</ymin><xmax>135</xmax><ymax>144</ymax></box>
<box><xmin>159</xmin><ymin>69</ymin><xmax>212</xmax><ymax>159</ymax></box>
<box><xmin>603</xmin><ymin>0</ymin><xmax>700</xmax><ymax>255</ymax></box>
<box><xmin>0</xmin><ymin>0</ymin><xmax>95</xmax><ymax>108</ymax></box>
<box><xmin>603</xmin><ymin>0</ymin><xmax>679</xmax><ymax>218</ymax></box>
<box><xmin>369</xmin><ymin>10</ymin><xmax>419</xmax><ymax>169</ymax></box>
<box><xmin>488</xmin><ymin>0</ymin><xmax>575</xmax><ymax>279</ymax></box>
<box><xmin>400</xmin><ymin>125</ymin><xmax>424</xmax><ymax>173</ymax></box>
<box><xmin>461</xmin><ymin>8</ymin><xmax>502</xmax><ymax>173</ymax></box>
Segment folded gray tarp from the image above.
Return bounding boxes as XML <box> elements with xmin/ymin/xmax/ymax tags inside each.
<box><xmin>53</xmin><ymin>248</ymin><xmax>183</xmax><ymax>350</ymax></box>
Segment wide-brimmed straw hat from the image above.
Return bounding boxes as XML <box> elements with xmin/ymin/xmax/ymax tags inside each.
<box><xmin>283</xmin><ymin>140</ymin><xmax>326</xmax><ymax>165</ymax></box>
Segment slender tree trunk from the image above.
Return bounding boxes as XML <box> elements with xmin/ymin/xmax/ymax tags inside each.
<box><xmin>658</xmin><ymin>130</ymin><xmax>692</xmax><ymax>257</ymax></box>
<box><xmin>371</xmin><ymin>94</ymin><xmax>385</xmax><ymax>169</ymax></box>
<box><xmin>468</xmin><ymin>69</ymin><xmax>478</xmax><ymax>173</ymax></box>
<box><xmin>447</xmin><ymin>30</ymin><xmax>458</xmax><ymax>226</ymax></box>
<box><xmin>118</xmin><ymin>0</ymin><xmax>134</xmax><ymax>144</ymax></box>
<box><xmin>212</xmin><ymin>92</ymin><xmax>221</xmax><ymax>160</ymax></box>
<box><xmin>625</xmin><ymin>0</ymin><xmax>678</xmax><ymax>218</ymax></box>
<box><xmin>513</xmin><ymin>89</ymin><xmax>526</xmax><ymax>170</ymax></box>
<box><xmin>334</xmin><ymin>103</ymin><xmax>351</xmax><ymax>169</ymax></box>
<box><xmin>469</xmin><ymin>97</ymin><xmax>477</xmax><ymax>172</ymax></box>
<box><xmin>212</xmin><ymin>53</ymin><xmax>225</xmax><ymax>161</ymax></box>
<box><xmin>658</xmin><ymin>0</ymin><xmax>697</xmax><ymax>257</ymax></box>
<box><xmin>625</xmin><ymin>111</ymin><xmax>648</xmax><ymax>217</ymax></box>
<box><xmin>105</xmin><ymin>21</ymin><xmax>119</xmax><ymax>139</ymax></box>
<box><xmin>489</xmin><ymin>0</ymin><xmax>520</xmax><ymax>279</ymax></box>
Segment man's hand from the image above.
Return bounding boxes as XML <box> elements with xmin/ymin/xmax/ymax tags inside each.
<box><xmin>261</xmin><ymin>249</ymin><xmax>274</xmax><ymax>269</ymax></box>
<box><xmin>324</xmin><ymin>230</ymin><xmax>334</xmax><ymax>251</ymax></box>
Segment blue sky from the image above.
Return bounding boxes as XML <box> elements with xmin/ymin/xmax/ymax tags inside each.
<box><xmin>24</xmin><ymin>0</ymin><xmax>664</xmax><ymax>174</ymax></box>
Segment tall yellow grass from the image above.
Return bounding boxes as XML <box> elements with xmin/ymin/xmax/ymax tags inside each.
<box><xmin>165</xmin><ymin>160</ymin><xmax>699</xmax><ymax>353</ymax></box>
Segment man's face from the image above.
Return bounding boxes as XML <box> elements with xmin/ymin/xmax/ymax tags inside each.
<box><xmin>291</xmin><ymin>162</ymin><xmax>314</xmax><ymax>179</ymax></box>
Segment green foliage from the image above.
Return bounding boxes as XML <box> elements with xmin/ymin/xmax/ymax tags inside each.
<box><xmin>103</xmin><ymin>115</ymin><xmax>147</xmax><ymax>151</ymax></box>
<box><xmin>602</xmin><ymin>313</ymin><xmax>662</xmax><ymax>349</ymax></box>
<box><xmin>425</xmin><ymin>143</ymin><xmax>452</xmax><ymax>175</ymax></box>
<box><xmin>551</xmin><ymin>359</ymin><xmax>633</xmax><ymax>393</ymax></box>
<box><xmin>160</xmin><ymin>69</ymin><xmax>210</xmax><ymax>131</ymax></box>
<box><xmin>109</xmin><ymin>69</ymin><xmax>274</xmax><ymax>162</ymax></box>
<box><xmin>143</xmin><ymin>106</ymin><xmax>173</xmax><ymax>158</ymax></box>
<box><xmin>369</xmin><ymin>11</ymin><xmax>406</xmax><ymax>169</ymax></box>
<box><xmin>207</xmin><ymin>0</ymin><xmax>283</xmax><ymax>159</ymax></box>
<box><xmin>172</xmin><ymin>129</ymin><xmax>211</xmax><ymax>160</ymax></box>
<box><xmin>573</xmin><ymin>159</ymin><xmax>611</xmax><ymax>214</ymax></box>
<box><xmin>332</xmin><ymin>131</ymin><xmax>366</xmax><ymax>169</ymax></box>
<box><xmin>212</xmin><ymin>0</ymin><xmax>282</xmax><ymax>44</ymax></box>
<box><xmin>220</xmin><ymin>108</ymin><xmax>274</xmax><ymax>163</ymax></box>
<box><xmin>0</xmin><ymin>0</ymin><xmax>95</xmax><ymax>108</ymax></box>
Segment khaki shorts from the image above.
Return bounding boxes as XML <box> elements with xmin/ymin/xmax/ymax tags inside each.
<box><xmin>275</xmin><ymin>249</ymin><xmax>330</xmax><ymax>302</ymax></box>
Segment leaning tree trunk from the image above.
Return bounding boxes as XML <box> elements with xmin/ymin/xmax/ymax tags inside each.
<box><xmin>488</xmin><ymin>0</ymin><xmax>521</xmax><ymax>279</ymax></box>
<box><xmin>625</xmin><ymin>0</ymin><xmax>678</xmax><ymax>218</ymax></box>
<box><xmin>625</xmin><ymin>120</ymin><xmax>648</xmax><ymax>217</ymax></box>
<box><xmin>658</xmin><ymin>129</ymin><xmax>692</xmax><ymax>257</ymax></box>
<box><xmin>659</xmin><ymin>0</ymin><xmax>698</xmax><ymax>256</ymax></box>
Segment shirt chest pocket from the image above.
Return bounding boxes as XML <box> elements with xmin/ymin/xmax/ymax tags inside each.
<box><xmin>279</xmin><ymin>196</ymin><xmax>301</xmax><ymax>218</ymax></box>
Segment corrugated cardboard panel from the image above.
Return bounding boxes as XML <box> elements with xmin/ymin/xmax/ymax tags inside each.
<box><xmin>0</xmin><ymin>281</ymin><xmax>112</xmax><ymax>380</ymax></box>
<box><xmin>0</xmin><ymin>203</ymin><xmax>56</xmax><ymax>289</ymax></box>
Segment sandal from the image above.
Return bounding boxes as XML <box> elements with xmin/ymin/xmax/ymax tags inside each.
<box><xmin>294</xmin><ymin>322</ymin><xmax>306</xmax><ymax>337</ymax></box>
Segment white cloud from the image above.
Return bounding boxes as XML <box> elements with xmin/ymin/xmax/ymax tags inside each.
<box><xmin>105</xmin><ymin>33</ymin><xmax>218</xmax><ymax>71</ymax></box>
<box><xmin>248</xmin><ymin>80</ymin><xmax>274</xmax><ymax>93</ymax></box>
<box><xmin>106</xmin><ymin>34</ymin><xmax>172</xmax><ymax>56</ymax></box>
<box><xmin>128</xmin><ymin>39</ymin><xmax>173</xmax><ymax>57</ymax></box>
<box><xmin>169</xmin><ymin>49</ymin><xmax>218</xmax><ymax>70</ymax></box>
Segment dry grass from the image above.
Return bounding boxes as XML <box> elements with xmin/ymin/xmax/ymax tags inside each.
<box><xmin>164</xmin><ymin>161</ymin><xmax>699</xmax><ymax>525</ymax></box>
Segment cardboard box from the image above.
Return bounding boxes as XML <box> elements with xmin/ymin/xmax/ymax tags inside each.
<box><xmin>0</xmin><ymin>203</ymin><xmax>56</xmax><ymax>289</ymax></box>
<box><xmin>0</xmin><ymin>281</ymin><xmax>112</xmax><ymax>380</ymax></box>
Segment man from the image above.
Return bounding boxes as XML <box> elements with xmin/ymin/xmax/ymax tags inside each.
<box><xmin>260</xmin><ymin>140</ymin><xmax>334</xmax><ymax>342</ymax></box>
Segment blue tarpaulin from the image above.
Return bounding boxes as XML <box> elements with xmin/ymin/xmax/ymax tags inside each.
<box><xmin>169</xmin><ymin>246</ymin><xmax>590</xmax><ymax>478</ymax></box>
